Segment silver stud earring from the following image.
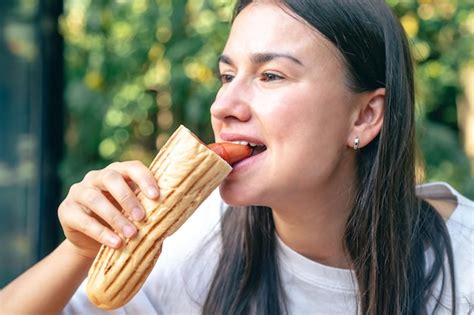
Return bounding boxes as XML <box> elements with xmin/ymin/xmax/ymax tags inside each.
<box><xmin>354</xmin><ymin>136</ymin><xmax>360</xmax><ymax>150</ymax></box>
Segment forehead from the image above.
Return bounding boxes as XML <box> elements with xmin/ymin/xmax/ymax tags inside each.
<box><xmin>225</xmin><ymin>2</ymin><xmax>339</xmax><ymax>63</ymax></box>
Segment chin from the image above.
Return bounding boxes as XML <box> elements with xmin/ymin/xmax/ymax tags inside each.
<box><xmin>218</xmin><ymin>185</ymin><xmax>260</xmax><ymax>208</ymax></box>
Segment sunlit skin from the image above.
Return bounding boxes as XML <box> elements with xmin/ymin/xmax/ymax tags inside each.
<box><xmin>211</xmin><ymin>2</ymin><xmax>385</xmax><ymax>267</ymax></box>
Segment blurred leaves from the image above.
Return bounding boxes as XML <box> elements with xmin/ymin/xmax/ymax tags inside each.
<box><xmin>391</xmin><ymin>0</ymin><xmax>474</xmax><ymax>196</ymax></box>
<box><xmin>60</xmin><ymin>0</ymin><xmax>473</xmax><ymax>197</ymax></box>
<box><xmin>60</xmin><ymin>0</ymin><xmax>232</xmax><ymax>189</ymax></box>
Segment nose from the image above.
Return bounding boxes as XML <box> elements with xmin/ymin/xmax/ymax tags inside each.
<box><xmin>210</xmin><ymin>78</ymin><xmax>252</xmax><ymax>123</ymax></box>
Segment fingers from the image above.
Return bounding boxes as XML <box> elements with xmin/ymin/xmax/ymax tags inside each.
<box><xmin>60</xmin><ymin>201</ymin><xmax>122</xmax><ymax>248</ymax></box>
<box><xmin>96</xmin><ymin>169</ymin><xmax>147</xmax><ymax>221</ymax></box>
<box><xmin>106</xmin><ymin>161</ymin><xmax>159</xmax><ymax>200</ymax></box>
<box><xmin>91</xmin><ymin>161</ymin><xmax>159</xmax><ymax>222</ymax></box>
<box><xmin>73</xmin><ymin>185</ymin><xmax>138</xmax><ymax>239</ymax></box>
<box><xmin>60</xmin><ymin>160</ymin><xmax>160</xmax><ymax>253</ymax></box>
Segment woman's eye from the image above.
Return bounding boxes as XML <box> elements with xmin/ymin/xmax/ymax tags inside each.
<box><xmin>262</xmin><ymin>72</ymin><xmax>284</xmax><ymax>81</ymax></box>
<box><xmin>220</xmin><ymin>74</ymin><xmax>234</xmax><ymax>83</ymax></box>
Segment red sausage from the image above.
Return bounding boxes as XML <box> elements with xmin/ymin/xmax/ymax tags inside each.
<box><xmin>208</xmin><ymin>143</ymin><xmax>252</xmax><ymax>165</ymax></box>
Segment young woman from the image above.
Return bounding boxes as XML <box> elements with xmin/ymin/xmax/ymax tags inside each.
<box><xmin>1</xmin><ymin>0</ymin><xmax>473</xmax><ymax>314</ymax></box>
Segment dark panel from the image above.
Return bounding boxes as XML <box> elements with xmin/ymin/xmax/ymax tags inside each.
<box><xmin>0</xmin><ymin>0</ymin><xmax>63</xmax><ymax>286</ymax></box>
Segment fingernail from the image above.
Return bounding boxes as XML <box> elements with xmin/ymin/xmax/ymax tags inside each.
<box><xmin>147</xmin><ymin>187</ymin><xmax>159</xmax><ymax>199</ymax></box>
<box><xmin>108</xmin><ymin>235</ymin><xmax>121</xmax><ymax>247</ymax></box>
<box><xmin>123</xmin><ymin>224</ymin><xmax>136</xmax><ymax>238</ymax></box>
<box><xmin>132</xmin><ymin>207</ymin><xmax>145</xmax><ymax>221</ymax></box>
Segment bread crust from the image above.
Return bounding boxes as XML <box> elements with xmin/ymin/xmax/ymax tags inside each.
<box><xmin>86</xmin><ymin>125</ymin><xmax>232</xmax><ymax>309</ymax></box>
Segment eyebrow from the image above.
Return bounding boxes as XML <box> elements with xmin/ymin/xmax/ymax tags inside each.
<box><xmin>218</xmin><ymin>52</ymin><xmax>304</xmax><ymax>67</ymax></box>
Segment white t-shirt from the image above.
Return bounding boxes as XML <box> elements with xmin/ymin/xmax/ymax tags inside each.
<box><xmin>63</xmin><ymin>182</ymin><xmax>474</xmax><ymax>314</ymax></box>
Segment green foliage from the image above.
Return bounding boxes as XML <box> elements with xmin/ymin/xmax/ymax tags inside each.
<box><xmin>60</xmin><ymin>0</ymin><xmax>473</xmax><ymax>197</ymax></box>
<box><xmin>60</xmin><ymin>0</ymin><xmax>233</xmax><ymax>190</ymax></box>
<box><xmin>417</xmin><ymin>121</ymin><xmax>474</xmax><ymax>197</ymax></box>
<box><xmin>391</xmin><ymin>0</ymin><xmax>474</xmax><ymax>196</ymax></box>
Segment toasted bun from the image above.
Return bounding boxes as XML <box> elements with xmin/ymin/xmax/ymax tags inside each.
<box><xmin>86</xmin><ymin>125</ymin><xmax>232</xmax><ymax>309</ymax></box>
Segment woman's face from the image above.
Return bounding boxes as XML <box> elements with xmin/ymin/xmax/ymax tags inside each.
<box><xmin>211</xmin><ymin>2</ymin><xmax>359</xmax><ymax>209</ymax></box>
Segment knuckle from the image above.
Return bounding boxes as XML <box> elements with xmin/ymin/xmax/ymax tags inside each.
<box><xmin>117</xmin><ymin>192</ymin><xmax>136</xmax><ymax>207</ymax></box>
<box><xmin>109</xmin><ymin>211</ymin><xmax>124</xmax><ymax>228</ymax></box>
<box><xmin>83</xmin><ymin>189</ymin><xmax>101</xmax><ymax>206</ymax></box>
<box><xmin>83</xmin><ymin>170</ymin><xmax>99</xmax><ymax>182</ymax></box>
<box><xmin>100</xmin><ymin>169</ymin><xmax>119</xmax><ymax>182</ymax></box>
<box><xmin>107</xmin><ymin>161</ymin><xmax>121</xmax><ymax>170</ymax></box>
<box><xmin>128</xmin><ymin>160</ymin><xmax>144</xmax><ymax>169</ymax></box>
<box><xmin>57</xmin><ymin>202</ymin><xmax>66</xmax><ymax>221</ymax></box>
<box><xmin>58</xmin><ymin>200</ymin><xmax>68</xmax><ymax>214</ymax></box>
<box><xmin>132</xmin><ymin>163</ymin><xmax>154</xmax><ymax>181</ymax></box>
<box><xmin>97</xmin><ymin>229</ymin><xmax>108</xmax><ymax>244</ymax></box>
<box><xmin>78</xmin><ymin>217</ymin><xmax>92</xmax><ymax>235</ymax></box>
<box><xmin>68</xmin><ymin>183</ymin><xmax>80</xmax><ymax>195</ymax></box>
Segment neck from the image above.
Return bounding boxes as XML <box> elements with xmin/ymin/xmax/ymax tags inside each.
<box><xmin>272</xmin><ymin>157</ymin><xmax>356</xmax><ymax>269</ymax></box>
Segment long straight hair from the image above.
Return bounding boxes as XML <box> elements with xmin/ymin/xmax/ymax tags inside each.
<box><xmin>203</xmin><ymin>1</ymin><xmax>456</xmax><ymax>314</ymax></box>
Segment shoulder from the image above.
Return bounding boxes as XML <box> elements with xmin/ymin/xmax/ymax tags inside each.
<box><xmin>417</xmin><ymin>182</ymin><xmax>474</xmax><ymax>312</ymax></box>
<box><xmin>416</xmin><ymin>182</ymin><xmax>474</xmax><ymax>258</ymax></box>
<box><xmin>416</xmin><ymin>181</ymin><xmax>474</xmax><ymax>232</ymax></box>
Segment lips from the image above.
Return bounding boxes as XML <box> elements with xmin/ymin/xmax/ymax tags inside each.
<box><xmin>219</xmin><ymin>133</ymin><xmax>268</xmax><ymax>166</ymax></box>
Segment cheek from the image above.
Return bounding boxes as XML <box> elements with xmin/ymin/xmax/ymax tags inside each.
<box><xmin>265</xmin><ymin>87</ymin><xmax>353</xmax><ymax>168</ymax></box>
<box><xmin>210</xmin><ymin>117</ymin><xmax>222</xmax><ymax>141</ymax></box>
<box><xmin>260</xmin><ymin>90</ymin><xmax>334</xmax><ymax>141</ymax></box>
<box><xmin>277</xmin><ymin>84</ymin><xmax>353</xmax><ymax>139</ymax></box>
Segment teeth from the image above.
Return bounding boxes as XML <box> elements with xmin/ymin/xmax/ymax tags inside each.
<box><xmin>229</xmin><ymin>141</ymin><xmax>265</xmax><ymax>147</ymax></box>
<box><xmin>230</xmin><ymin>141</ymin><xmax>249</xmax><ymax>146</ymax></box>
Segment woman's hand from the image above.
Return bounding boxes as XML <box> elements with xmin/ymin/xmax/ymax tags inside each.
<box><xmin>58</xmin><ymin>161</ymin><xmax>160</xmax><ymax>258</ymax></box>
<box><xmin>0</xmin><ymin>161</ymin><xmax>159</xmax><ymax>314</ymax></box>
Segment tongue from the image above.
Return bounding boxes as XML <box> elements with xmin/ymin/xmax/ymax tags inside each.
<box><xmin>207</xmin><ymin>143</ymin><xmax>252</xmax><ymax>165</ymax></box>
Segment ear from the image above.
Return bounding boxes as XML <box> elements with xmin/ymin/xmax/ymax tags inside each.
<box><xmin>347</xmin><ymin>88</ymin><xmax>385</xmax><ymax>149</ymax></box>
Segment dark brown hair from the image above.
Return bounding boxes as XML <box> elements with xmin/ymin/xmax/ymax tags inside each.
<box><xmin>203</xmin><ymin>1</ymin><xmax>456</xmax><ymax>314</ymax></box>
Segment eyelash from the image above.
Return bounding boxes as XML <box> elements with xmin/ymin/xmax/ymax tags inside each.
<box><xmin>220</xmin><ymin>73</ymin><xmax>234</xmax><ymax>83</ymax></box>
<box><xmin>219</xmin><ymin>72</ymin><xmax>284</xmax><ymax>84</ymax></box>
<box><xmin>261</xmin><ymin>72</ymin><xmax>283</xmax><ymax>82</ymax></box>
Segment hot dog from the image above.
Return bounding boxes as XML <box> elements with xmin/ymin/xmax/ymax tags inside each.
<box><xmin>208</xmin><ymin>142</ymin><xmax>252</xmax><ymax>165</ymax></box>
<box><xmin>86</xmin><ymin>126</ymin><xmax>247</xmax><ymax>309</ymax></box>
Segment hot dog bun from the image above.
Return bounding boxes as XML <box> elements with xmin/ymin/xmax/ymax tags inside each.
<box><xmin>86</xmin><ymin>125</ymin><xmax>232</xmax><ymax>309</ymax></box>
